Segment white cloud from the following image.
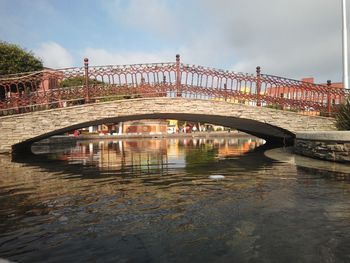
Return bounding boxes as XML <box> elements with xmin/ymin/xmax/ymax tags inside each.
<box><xmin>198</xmin><ymin>0</ymin><xmax>345</xmax><ymax>82</ymax></box>
<box><xmin>103</xmin><ymin>0</ymin><xmax>347</xmax><ymax>82</ymax></box>
<box><xmin>25</xmin><ymin>0</ymin><xmax>349</xmax><ymax>83</ymax></box>
<box><xmin>81</xmin><ymin>48</ymin><xmax>176</xmax><ymax>66</ymax></box>
<box><xmin>104</xmin><ymin>0</ymin><xmax>178</xmax><ymax>38</ymax></box>
<box><xmin>34</xmin><ymin>42</ymin><xmax>74</xmax><ymax>68</ymax></box>
<box><xmin>81</xmin><ymin>45</ymin><xmax>232</xmax><ymax>69</ymax></box>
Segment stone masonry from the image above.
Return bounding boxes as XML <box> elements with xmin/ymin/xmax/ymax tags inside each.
<box><xmin>0</xmin><ymin>97</ymin><xmax>336</xmax><ymax>153</ymax></box>
<box><xmin>295</xmin><ymin>132</ymin><xmax>350</xmax><ymax>163</ymax></box>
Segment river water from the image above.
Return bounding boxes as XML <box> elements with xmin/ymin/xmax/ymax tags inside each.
<box><xmin>0</xmin><ymin>137</ymin><xmax>350</xmax><ymax>263</ymax></box>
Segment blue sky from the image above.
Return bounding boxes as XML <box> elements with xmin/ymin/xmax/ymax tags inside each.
<box><xmin>0</xmin><ymin>0</ymin><xmax>348</xmax><ymax>82</ymax></box>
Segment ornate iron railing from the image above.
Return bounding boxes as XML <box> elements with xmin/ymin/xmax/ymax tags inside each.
<box><xmin>0</xmin><ymin>55</ymin><xmax>348</xmax><ymax>116</ymax></box>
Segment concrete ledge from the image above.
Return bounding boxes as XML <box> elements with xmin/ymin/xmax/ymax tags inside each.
<box><xmin>295</xmin><ymin>131</ymin><xmax>350</xmax><ymax>163</ymax></box>
<box><xmin>296</xmin><ymin>131</ymin><xmax>350</xmax><ymax>142</ymax></box>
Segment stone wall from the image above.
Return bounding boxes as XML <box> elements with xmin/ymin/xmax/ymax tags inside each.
<box><xmin>0</xmin><ymin>97</ymin><xmax>337</xmax><ymax>153</ymax></box>
<box><xmin>294</xmin><ymin>132</ymin><xmax>350</xmax><ymax>163</ymax></box>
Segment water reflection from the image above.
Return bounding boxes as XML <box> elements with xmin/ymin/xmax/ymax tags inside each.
<box><xmin>34</xmin><ymin>137</ymin><xmax>265</xmax><ymax>173</ymax></box>
<box><xmin>1</xmin><ymin>137</ymin><xmax>350</xmax><ymax>263</ymax></box>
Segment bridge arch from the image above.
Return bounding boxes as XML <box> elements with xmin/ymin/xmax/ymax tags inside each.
<box><xmin>0</xmin><ymin>97</ymin><xmax>336</xmax><ymax>154</ymax></box>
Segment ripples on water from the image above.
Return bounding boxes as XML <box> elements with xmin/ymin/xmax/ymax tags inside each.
<box><xmin>0</xmin><ymin>137</ymin><xmax>350</xmax><ymax>263</ymax></box>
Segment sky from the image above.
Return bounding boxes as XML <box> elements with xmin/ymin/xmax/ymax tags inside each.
<box><xmin>0</xmin><ymin>0</ymin><xmax>348</xmax><ymax>83</ymax></box>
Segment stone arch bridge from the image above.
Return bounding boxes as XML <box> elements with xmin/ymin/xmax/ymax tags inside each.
<box><xmin>0</xmin><ymin>55</ymin><xmax>346</xmax><ymax>154</ymax></box>
<box><xmin>0</xmin><ymin>97</ymin><xmax>336</xmax><ymax>154</ymax></box>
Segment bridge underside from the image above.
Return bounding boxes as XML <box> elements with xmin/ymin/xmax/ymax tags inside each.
<box><xmin>12</xmin><ymin>113</ymin><xmax>295</xmax><ymax>155</ymax></box>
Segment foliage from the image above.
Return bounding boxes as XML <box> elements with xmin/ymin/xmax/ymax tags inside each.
<box><xmin>335</xmin><ymin>99</ymin><xmax>350</xmax><ymax>130</ymax></box>
<box><xmin>0</xmin><ymin>41</ymin><xmax>43</xmax><ymax>75</ymax></box>
<box><xmin>97</xmin><ymin>94</ymin><xmax>142</xmax><ymax>102</ymax></box>
<box><xmin>185</xmin><ymin>145</ymin><xmax>217</xmax><ymax>170</ymax></box>
<box><xmin>60</xmin><ymin>76</ymin><xmax>104</xmax><ymax>87</ymax></box>
<box><xmin>265</xmin><ymin>104</ymin><xmax>283</xmax><ymax>110</ymax></box>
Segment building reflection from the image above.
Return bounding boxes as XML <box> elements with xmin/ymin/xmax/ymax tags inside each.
<box><xmin>54</xmin><ymin>137</ymin><xmax>265</xmax><ymax>171</ymax></box>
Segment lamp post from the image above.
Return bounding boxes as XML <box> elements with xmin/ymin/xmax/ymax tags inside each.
<box><xmin>342</xmin><ymin>0</ymin><xmax>349</xmax><ymax>90</ymax></box>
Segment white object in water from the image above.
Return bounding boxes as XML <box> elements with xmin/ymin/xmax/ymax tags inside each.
<box><xmin>209</xmin><ymin>175</ymin><xmax>225</xmax><ymax>180</ymax></box>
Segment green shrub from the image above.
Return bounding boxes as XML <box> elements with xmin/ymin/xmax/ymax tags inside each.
<box><xmin>335</xmin><ymin>99</ymin><xmax>350</xmax><ymax>130</ymax></box>
<box><xmin>265</xmin><ymin>104</ymin><xmax>283</xmax><ymax>110</ymax></box>
<box><xmin>60</xmin><ymin>76</ymin><xmax>103</xmax><ymax>87</ymax></box>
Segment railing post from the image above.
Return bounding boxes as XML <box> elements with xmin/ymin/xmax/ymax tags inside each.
<box><xmin>141</xmin><ymin>77</ymin><xmax>145</xmax><ymax>94</ymax></box>
<box><xmin>327</xmin><ymin>80</ymin><xmax>331</xmax><ymax>116</ymax></box>
<box><xmin>84</xmin><ymin>58</ymin><xmax>90</xmax><ymax>103</ymax></box>
<box><xmin>224</xmin><ymin>83</ymin><xmax>227</xmax><ymax>101</ymax></box>
<box><xmin>256</xmin><ymin>66</ymin><xmax>261</xmax><ymax>106</ymax></box>
<box><xmin>176</xmin><ymin>54</ymin><xmax>181</xmax><ymax>97</ymax></box>
<box><xmin>162</xmin><ymin>75</ymin><xmax>167</xmax><ymax>97</ymax></box>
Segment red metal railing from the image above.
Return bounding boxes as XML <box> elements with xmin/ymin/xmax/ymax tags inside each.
<box><xmin>0</xmin><ymin>55</ymin><xmax>348</xmax><ymax>116</ymax></box>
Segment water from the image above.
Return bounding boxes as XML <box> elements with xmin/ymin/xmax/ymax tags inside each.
<box><xmin>1</xmin><ymin>137</ymin><xmax>350</xmax><ymax>263</ymax></box>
